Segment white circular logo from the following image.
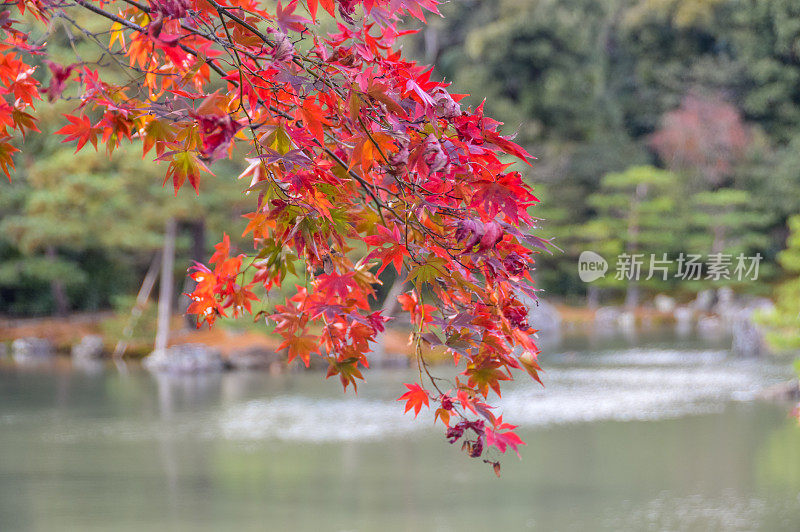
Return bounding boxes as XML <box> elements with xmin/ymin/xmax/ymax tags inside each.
<box><xmin>578</xmin><ymin>251</ymin><xmax>608</xmax><ymax>282</ymax></box>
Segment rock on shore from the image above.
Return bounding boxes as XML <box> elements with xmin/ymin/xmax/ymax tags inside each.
<box><xmin>11</xmin><ymin>337</ymin><xmax>55</xmax><ymax>364</ymax></box>
<box><xmin>144</xmin><ymin>344</ymin><xmax>225</xmax><ymax>374</ymax></box>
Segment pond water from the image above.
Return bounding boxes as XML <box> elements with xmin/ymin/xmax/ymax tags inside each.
<box><xmin>1</xmin><ymin>334</ymin><xmax>799</xmax><ymax>531</ymax></box>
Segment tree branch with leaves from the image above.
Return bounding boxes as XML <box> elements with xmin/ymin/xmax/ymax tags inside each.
<box><xmin>0</xmin><ymin>0</ymin><xmax>551</xmax><ymax>470</ymax></box>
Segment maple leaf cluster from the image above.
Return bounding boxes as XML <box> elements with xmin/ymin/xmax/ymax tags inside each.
<box><xmin>0</xmin><ymin>0</ymin><xmax>552</xmax><ymax>468</ymax></box>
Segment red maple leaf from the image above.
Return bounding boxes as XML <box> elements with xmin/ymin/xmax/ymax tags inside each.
<box><xmin>55</xmin><ymin>114</ymin><xmax>98</xmax><ymax>152</ymax></box>
<box><xmin>397</xmin><ymin>383</ymin><xmax>430</xmax><ymax>417</ymax></box>
<box><xmin>470</xmin><ymin>172</ymin><xmax>537</xmax><ymax>223</ymax></box>
<box><xmin>315</xmin><ymin>272</ymin><xmax>358</xmax><ymax>299</ymax></box>
<box><xmin>365</xmin><ymin>223</ymin><xmax>409</xmax><ymax>274</ymax></box>
<box><xmin>43</xmin><ymin>60</ymin><xmax>74</xmax><ymax>102</ymax></box>
<box><xmin>484</xmin><ymin>417</ymin><xmax>525</xmax><ymax>457</ymax></box>
<box><xmin>275</xmin><ymin>0</ymin><xmax>310</xmax><ymax>33</ymax></box>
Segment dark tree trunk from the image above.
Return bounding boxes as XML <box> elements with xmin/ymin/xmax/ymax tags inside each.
<box><xmin>189</xmin><ymin>220</ymin><xmax>206</xmax><ymax>265</ymax></box>
<box><xmin>46</xmin><ymin>246</ymin><xmax>69</xmax><ymax>316</ymax></box>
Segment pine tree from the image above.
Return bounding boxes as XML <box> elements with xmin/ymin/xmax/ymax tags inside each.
<box><xmin>0</xmin><ymin>134</ymin><xmax>245</xmax><ymax>315</ymax></box>
<box><xmin>585</xmin><ymin>165</ymin><xmax>681</xmax><ymax>307</ymax></box>
<box><xmin>756</xmin><ymin>215</ymin><xmax>800</xmax><ymax>352</ymax></box>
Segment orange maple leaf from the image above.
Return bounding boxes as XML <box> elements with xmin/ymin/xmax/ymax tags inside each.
<box><xmin>278</xmin><ymin>333</ymin><xmax>319</xmax><ymax>367</ymax></box>
<box><xmin>0</xmin><ymin>137</ymin><xmax>18</xmax><ymax>180</ymax></box>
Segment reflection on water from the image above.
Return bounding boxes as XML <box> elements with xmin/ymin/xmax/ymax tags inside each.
<box><xmin>0</xmin><ymin>336</ymin><xmax>799</xmax><ymax>531</ymax></box>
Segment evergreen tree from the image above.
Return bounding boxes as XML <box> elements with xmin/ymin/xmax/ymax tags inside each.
<box><xmin>756</xmin><ymin>215</ymin><xmax>800</xmax><ymax>352</ymax></box>
<box><xmin>0</xmin><ymin>131</ymin><xmax>245</xmax><ymax>315</ymax></box>
<box><xmin>585</xmin><ymin>165</ymin><xmax>681</xmax><ymax>307</ymax></box>
<box><xmin>688</xmin><ymin>189</ymin><xmax>769</xmax><ymax>254</ymax></box>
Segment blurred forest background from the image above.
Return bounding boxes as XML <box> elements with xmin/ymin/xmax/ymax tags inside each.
<box><xmin>1</xmin><ymin>0</ymin><xmax>800</xmax><ymax>348</ymax></box>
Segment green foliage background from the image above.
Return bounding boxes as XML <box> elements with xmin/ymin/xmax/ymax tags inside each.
<box><xmin>407</xmin><ymin>0</ymin><xmax>800</xmax><ymax>306</ymax></box>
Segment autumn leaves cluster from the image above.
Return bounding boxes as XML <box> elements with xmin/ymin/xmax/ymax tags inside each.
<box><xmin>2</xmin><ymin>0</ymin><xmax>547</xmax><ymax>463</ymax></box>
